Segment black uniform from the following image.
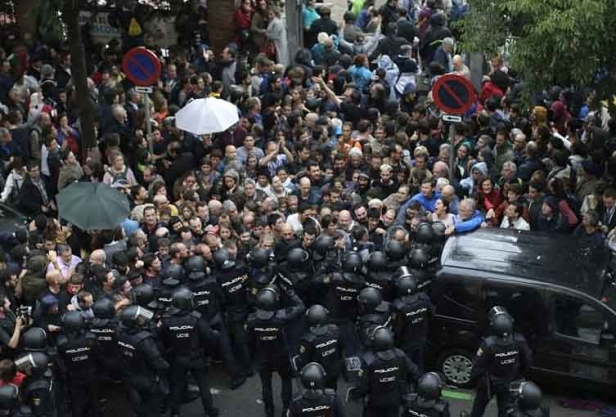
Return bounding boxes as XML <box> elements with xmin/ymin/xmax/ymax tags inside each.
<box><xmin>246</xmin><ymin>290</ymin><xmax>305</xmax><ymax>417</ymax></box>
<box><xmin>357</xmin><ymin>348</ymin><xmax>420</xmax><ymax>417</ymax></box>
<box><xmin>56</xmin><ymin>331</ymin><xmax>101</xmax><ymax>417</ymax></box>
<box><xmin>216</xmin><ymin>263</ymin><xmax>252</xmax><ymax>374</ymax></box>
<box><xmin>296</xmin><ymin>324</ymin><xmax>343</xmax><ymax>390</ymax></box>
<box><xmin>357</xmin><ymin>302</ymin><xmax>392</xmax><ymax>349</ymax></box>
<box><xmin>469</xmin><ymin>334</ymin><xmax>532</xmax><ymax>417</ymax></box>
<box><xmin>159</xmin><ymin>309</ymin><xmax>219</xmax><ymax>416</ymax></box>
<box><xmin>117</xmin><ymin>326</ymin><xmax>170</xmax><ymax>417</ymax></box>
<box><xmin>288</xmin><ymin>388</ymin><xmax>345</xmax><ymax>417</ymax></box>
<box><xmin>402</xmin><ymin>393</ymin><xmax>450</xmax><ymax>417</ymax></box>
<box><xmin>20</xmin><ymin>355</ymin><xmax>54</xmax><ymax>417</ymax></box>
<box><xmin>323</xmin><ymin>272</ymin><xmax>364</xmax><ymax>357</ymax></box>
<box><xmin>392</xmin><ymin>293</ymin><xmax>434</xmax><ymax>372</ymax></box>
<box><xmin>89</xmin><ymin>316</ymin><xmax>119</xmax><ymax>376</ymax></box>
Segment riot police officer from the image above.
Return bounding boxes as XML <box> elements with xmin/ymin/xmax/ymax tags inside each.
<box><xmin>185</xmin><ymin>255</ymin><xmax>245</xmax><ymax>389</ymax></box>
<box><xmin>56</xmin><ymin>312</ymin><xmax>101</xmax><ymax>417</ymax></box>
<box><xmin>312</xmin><ymin>235</ymin><xmax>341</xmax><ymax>277</ymax></box>
<box><xmin>364</xmin><ymin>251</ymin><xmax>395</xmax><ymax>302</ymax></box>
<box><xmin>383</xmin><ymin>240</ymin><xmax>407</xmax><ymax>273</ymax></box>
<box><xmin>403</xmin><ymin>372</ymin><xmax>450</xmax><ymax>417</ymax></box>
<box><xmin>117</xmin><ymin>305</ymin><xmax>169</xmax><ymax>417</ymax></box>
<box><xmin>213</xmin><ymin>248</ymin><xmax>252</xmax><ymax>376</ymax></box>
<box><xmin>287</xmin><ymin>362</ymin><xmax>345</xmax><ymax>417</ymax></box>
<box><xmin>352</xmin><ymin>326</ymin><xmax>420</xmax><ymax>417</ymax></box>
<box><xmin>296</xmin><ymin>305</ymin><xmax>343</xmax><ymax>391</ymax></box>
<box><xmin>132</xmin><ymin>283</ymin><xmax>164</xmax><ymax>317</ymax></box>
<box><xmin>507</xmin><ymin>381</ymin><xmax>549</xmax><ymax>417</ymax></box>
<box><xmin>0</xmin><ymin>384</ymin><xmax>31</xmax><ymax>417</ymax></box>
<box><xmin>392</xmin><ymin>271</ymin><xmax>434</xmax><ymax>373</ymax></box>
<box><xmin>158</xmin><ymin>288</ymin><xmax>220</xmax><ymax>417</ymax></box>
<box><xmin>157</xmin><ymin>277</ymin><xmax>182</xmax><ymax>313</ymax></box>
<box><xmin>469</xmin><ymin>306</ymin><xmax>532</xmax><ymax>417</ymax></box>
<box><xmin>322</xmin><ymin>251</ymin><xmax>365</xmax><ymax>358</ymax></box>
<box><xmin>357</xmin><ymin>287</ymin><xmax>391</xmax><ymax>349</ymax></box>
<box><xmin>90</xmin><ymin>298</ymin><xmax>119</xmax><ymax>377</ymax></box>
<box><xmin>278</xmin><ymin>248</ymin><xmax>312</xmax><ymax>304</ymax></box>
<box><xmin>246</xmin><ymin>248</ymin><xmax>278</xmax><ymax>306</ymax></box>
<box><xmin>15</xmin><ymin>351</ymin><xmax>53</xmax><ymax>417</ymax></box>
<box><xmin>246</xmin><ymin>286</ymin><xmax>305</xmax><ymax>417</ymax></box>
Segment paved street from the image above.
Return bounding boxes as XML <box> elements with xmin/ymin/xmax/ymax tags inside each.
<box><xmin>162</xmin><ymin>365</ymin><xmax>605</xmax><ymax>417</ymax></box>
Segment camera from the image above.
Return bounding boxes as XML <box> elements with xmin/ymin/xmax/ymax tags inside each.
<box><xmin>16</xmin><ymin>306</ymin><xmax>32</xmax><ymax>322</ymax></box>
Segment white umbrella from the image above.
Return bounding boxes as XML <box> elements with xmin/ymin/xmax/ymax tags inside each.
<box><xmin>175</xmin><ymin>97</ymin><xmax>239</xmax><ymax>135</ymax></box>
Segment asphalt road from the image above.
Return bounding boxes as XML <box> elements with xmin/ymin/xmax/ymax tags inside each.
<box><xmin>101</xmin><ymin>364</ymin><xmax>602</xmax><ymax>417</ymax></box>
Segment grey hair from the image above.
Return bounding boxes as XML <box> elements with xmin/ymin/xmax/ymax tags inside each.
<box><xmin>459</xmin><ymin>198</ymin><xmax>475</xmax><ymax>212</ymax></box>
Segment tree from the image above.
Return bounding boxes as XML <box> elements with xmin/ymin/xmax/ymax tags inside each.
<box><xmin>457</xmin><ymin>0</ymin><xmax>616</xmax><ymax>103</ymax></box>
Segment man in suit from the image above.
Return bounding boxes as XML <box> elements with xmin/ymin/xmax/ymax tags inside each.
<box><xmin>597</xmin><ymin>188</ymin><xmax>616</xmax><ymax>233</ymax></box>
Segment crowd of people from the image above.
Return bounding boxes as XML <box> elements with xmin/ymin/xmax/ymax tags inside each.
<box><xmin>0</xmin><ymin>0</ymin><xmax>609</xmax><ymax>415</ymax></box>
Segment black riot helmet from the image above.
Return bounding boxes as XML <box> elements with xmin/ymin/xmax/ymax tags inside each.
<box><xmin>431</xmin><ymin>221</ymin><xmax>447</xmax><ymax>243</ymax></box>
<box><xmin>0</xmin><ymin>385</ymin><xmax>19</xmax><ymax>411</ymax></box>
<box><xmin>300</xmin><ymin>362</ymin><xmax>326</xmax><ymax>390</ymax></box>
<box><xmin>14</xmin><ymin>352</ymin><xmax>49</xmax><ymax>372</ymax></box>
<box><xmin>62</xmin><ymin>311</ymin><xmax>85</xmax><ymax>334</ymax></box>
<box><xmin>165</xmin><ymin>264</ymin><xmax>186</xmax><ymax>281</ymax></box>
<box><xmin>92</xmin><ymin>297</ymin><xmax>116</xmax><ymax>319</ymax></box>
<box><xmin>22</xmin><ymin>327</ymin><xmax>48</xmax><ymax>352</ymax></box>
<box><xmin>371</xmin><ymin>326</ymin><xmax>394</xmax><ymax>352</ymax></box>
<box><xmin>132</xmin><ymin>284</ymin><xmax>155</xmax><ymax>307</ymax></box>
<box><xmin>255</xmin><ymin>286</ymin><xmax>279</xmax><ymax>319</ymax></box>
<box><xmin>212</xmin><ymin>248</ymin><xmax>235</xmax><ymax>270</ymax></box>
<box><xmin>409</xmin><ymin>247</ymin><xmax>429</xmax><ymax>269</ymax></box>
<box><xmin>248</xmin><ymin>248</ymin><xmax>273</xmax><ymax>269</ymax></box>
<box><xmin>415</xmin><ymin>222</ymin><xmax>434</xmax><ymax>244</ymax></box>
<box><xmin>172</xmin><ymin>287</ymin><xmax>195</xmax><ymax>311</ymax></box>
<box><xmin>489</xmin><ymin>306</ymin><xmax>514</xmax><ymax>337</ymax></box>
<box><xmin>312</xmin><ymin>235</ymin><xmax>335</xmax><ymax>258</ymax></box>
<box><xmin>367</xmin><ymin>251</ymin><xmax>387</xmax><ymax>271</ymax></box>
<box><xmin>385</xmin><ymin>240</ymin><xmax>405</xmax><ymax>261</ymax></box>
<box><xmin>120</xmin><ymin>305</ymin><xmax>154</xmax><ymax>329</ymax></box>
<box><xmin>306</xmin><ymin>305</ymin><xmax>329</xmax><ymax>327</ymax></box>
<box><xmin>395</xmin><ymin>274</ymin><xmax>418</xmax><ymax>297</ymax></box>
<box><xmin>286</xmin><ymin>248</ymin><xmax>309</xmax><ymax>270</ymax></box>
<box><xmin>185</xmin><ymin>255</ymin><xmax>207</xmax><ymax>280</ymax></box>
<box><xmin>517</xmin><ymin>381</ymin><xmax>543</xmax><ymax>410</ymax></box>
<box><xmin>358</xmin><ymin>287</ymin><xmax>383</xmax><ymax>313</ymax></box>
<box><xmin>341</xmin><ymin>251</ymin><xmax>363</xmax><ymax>273</ymax></box>
<box><xmin>417</xmin><ymin>372</ymin><xmax>443</xmax><ymax>401</ymax></box>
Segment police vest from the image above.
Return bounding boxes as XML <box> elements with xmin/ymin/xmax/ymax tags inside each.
<box><xmin>162</xmin><ymin>312</ymin><xmax>200</xmax><ymax>355</ymax></box>
<box><xmin>363</xmin><ymin>350</ymin><xmax>407</xmax><ymax>406</ymax></box>
<box><xmin>302</xmin><ymin>325</ymin><xmax>341</xmax><ymax>375</ymax></box>
<box><xmin>485</xmin><ymin>335</ymin><xmax>522</xmax><ymax>381</ymax></box>
<box><xmin>188</xmin><ymin>278</ymin><xmax>220</xmax><ymax>319</ymax></box>
<box><xmin>57</xmin><ymin>334</ymin><xmax>96</xmax><ymax>375</ymax></box>
<box><xmin>393</xmin><ymin>295</ymin><xmax>431</xmax><ymax>345</ymax></box>
<box><xmin>90</xmin><ymin>319</ymin><xmax>118</xmax><ymax>351</ymax></box>
<box><xmin>117</xmin><ymin>330</ymin><xmax>151</xmax><ymax>374</ymax></box>
<box><xmin>291</xmin><ymin>390</ymin><xmax>336</xmax><ymax>417</ymax></box>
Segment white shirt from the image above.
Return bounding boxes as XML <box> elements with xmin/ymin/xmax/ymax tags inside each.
<box><xmin>500</xmin><ymin>216</ymin><xmax>530</xmax><ymax>231</ymax></box>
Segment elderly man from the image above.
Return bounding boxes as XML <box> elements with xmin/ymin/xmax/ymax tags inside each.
<box><xmin>441</xmin><ymin>184</ymin><xmax>459</xmax><ymax>214</ymax></box>
<box><xmin>338</xmin><ymin>210</ymin><xmax>356</xmax><ymax>233</ymax></box>
<box><xmin>89</xmin><ymin>250</ymin><xmax>106</xmax><ymax>267</ymax></box>
<box><xmin>446</xmin><ymin>198</ymin><xmax>486</xmax><ymax>235</ymax></box>
<box><xmin>452</xmin><ymin>54</ymin><xmax>471</xmax><ymax>80</ymax></box>
<box><xmin>433</xmin><ymin>37</ymin><xmax>454</xmax><ymax>72</ymax></box>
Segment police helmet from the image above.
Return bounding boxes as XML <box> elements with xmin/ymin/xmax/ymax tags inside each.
<box><xmin>165</xmin><ymin>264</ymin><xmax>186</xmax><ymax>281</ymax></box>
<box><xmin>212</xmin><ymin>248</ymin><xmax>234</xmax><ymax>270</ymax></box>
<box><xmin>342</xmin><ymin>251</ymin><xmax>363</xmax><ymax>273</ymax></box>
<box><xmin>172</xmin><ymin>287</ymin><xmax>195</xmax><ymax>311</ymax></box>
<box><xmin>490</xmin><ymin>306</ymin><xmax>514</xmax><ymax>337</ymax></box>
<box><xmin>417</xmin><ymin>372</ymin><xmax>443</xmax><ymax>401</ymax></box>
<box><xmin>409</xmin><ymin>247</ymin><xmax>429</xmax><ymax>269</ymax></box>
<box><xmin>132</xmin><ymin>284</ymin><xmax>155</xmax><ymax>306</ymax></box>
<box><xmin>120</xmin><ymin>305</ymin><xmax>154</xmax><ymax>328</ymax></box>
<box><xmin>300</xmin><ymin>362</ymin><xmax>326</xmax><ymax>390</ymax></box>
<box><xmin>395</xmin><ymin>275</ymin><xmax>418</xmax><ymax>297</ymax></box>
<box><xmin>22</xmin><ymin>327</ymin><xmax>48</xmax><ymax>352</ymax></box>
<box><xmin>385</xmin><ymin>240</ymin><xmax>405</xmax><ymax>261</ymax></box>
<box><xmin>0</xmin><ymin>385</ymin><xmax>18</xmax><ymax>410</ymax></box>
<box><xmin>62</xmin><ymin>311</ymin><xmax>85</xmax><ymax>334</ymax></box>
<box><xmin>313</xmin><ymin>235</ymin><xmax>335</xmax><ymax>257</ymax></box>
<box><xmin>367</xmin><ymin>251</ymin><xmax>387</xmax><ymax>271</ymax></box>
<box><xmin>248</xmin><ymin>248</ymin><xmax>273</xmax><ymax>269</ymax></box>
<box><xmin>286</xmin><ymin>248</ymin><xmax>309</xmax><ymax>269</ymax></box>
<box><xmin>14</xmin><ymin>352</ymin><xmax>49</xmax><ymax>372</ymax></box>
<box><xmin>358</xmin><ymin>287</ymin><xmax>382</xmax><ymax>313</ymax></box>
<box><xmin>431</xmin><ymin>221</ymin><xmax>447</xmax><ymax>243</ymax></box>
<box><xmin>185</xmin><ymin>255</ymin><xmax>207</xmax><ymax>280</ymax></box>
<box><xmin>517</xmin><ymin>381</ymin><xmax>543</xmax><ymax>410</ymax></box>
<box><xmin>162</xmin><ymin>277</ymin><xmax>181</xmax><ymax>289</ymax></box>
<box><xmin>256</xmin><ymin>287</ymin><xmax>279</xmax><ymax>312</ymax></box>
<box><xmin>371</xmin><ymin>326</ymin><xmax>394</xmax><ymax>352</ymax></box>
<box><xmin>92</xmin><ymin>297</ymin><xmax>116</xmax><ymax>319</ymax></box>
<box><xmin>306</xmin><ymin>305</ymin><xmax>329</xmax><ymax>327</ymax></box>
<box><xmin>415</xmin><ymin>222</ymin><xmax>434</xmax><ymax>244</ymax></box>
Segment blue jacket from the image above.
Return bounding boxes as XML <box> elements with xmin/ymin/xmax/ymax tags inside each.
<box><xmin>396</xmin><ymin>192</ymin><xmax>440</xmax><ymax>224</ymax></box>
<box><xmin>453</xmin><ymin>210</ymin><xmax>484</xmax><ymax>233</ymax></box>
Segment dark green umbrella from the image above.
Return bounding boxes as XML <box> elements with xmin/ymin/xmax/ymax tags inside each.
<box><xmin>57</xmin><ymin>182</ymin><xmax>131</xmax><ymax>230</ymax></box>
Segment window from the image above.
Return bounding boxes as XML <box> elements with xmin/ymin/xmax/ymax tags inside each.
<box><xmin>483</xmin><ymin>283</ymin><xmax>545</xmax><ymax>337</ymax></box>
<box><xmin>552</xmin><ymin>295</ymin><xmax>609</xmax><ymax>343</ymax></box>
<box><xmin>433</xmin><ymin>279</ymin><xmax>481</xmax><ymax>321</ymax></box>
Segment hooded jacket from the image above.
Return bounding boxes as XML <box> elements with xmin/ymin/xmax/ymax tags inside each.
<box><xmin>459</xmin><ymin>162</ymin><xmax>488</xmax><ymax>196</ymax></box>
<box><xmin>21</xmin><ymin>255</ymin><xmax>49</xmax><ymax>306</ymax></box>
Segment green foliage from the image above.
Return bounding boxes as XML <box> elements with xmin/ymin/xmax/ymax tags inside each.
<box><xmin>457</xmin><ymin>0</ymin><xmax>616</xmax><ymax>98</ymax></box>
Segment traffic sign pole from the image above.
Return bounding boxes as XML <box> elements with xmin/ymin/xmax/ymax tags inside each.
<box><xmin>144</xmin><ymin>94</ymin><xmax>153</xmax><ymax>155</ymax></box>
<box><xmin>449</xmin><ymin>123</ymin><xmax>455</xmax><ymax>182</ymax></box>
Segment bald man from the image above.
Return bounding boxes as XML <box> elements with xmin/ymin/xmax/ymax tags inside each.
<box><xmin>432</xmin><ymin>161</ymin><xmax>449</xmax><ymax>179</ymax></box>
<box><xmin>89</xmin><ymin>250</ymin><xmax>106</xmax><ymax>267</ymax></box>
<box><xmin>452</xmin><ymin>55</ymin><xmax>471</xmax><ymax>80</ymax></box>
<box><xmin>441</xmin><ymin>184</ymin><xmax>459</xmax><ymax>214</ymax></box>
<box><xmin>337</xmin><ymin>210</ymin><xmax>356</xmax><ymax>233</ymax></box>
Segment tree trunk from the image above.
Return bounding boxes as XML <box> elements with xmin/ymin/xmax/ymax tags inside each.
<box><xmin>208</xmin><ymin>0</ymin><xmax>236</xmax><ymax>55</ymax></box>
<box><xmin>63</xmin><ymin>0</ymin><xmax>98</xmax><ymax>163</ymax></box>
<box><xmin>13</xmin><ymin>0</ymin><xmax>37</xmax><ymax>37</ymax></box>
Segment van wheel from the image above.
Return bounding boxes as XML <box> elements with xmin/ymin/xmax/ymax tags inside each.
<box><xmin>437</xmin><ymin>349</ymin><xmax>474</xmax><ymax>388</ymax></box>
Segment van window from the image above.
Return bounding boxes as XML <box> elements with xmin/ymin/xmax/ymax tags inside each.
<box><xmin>483</xmin><ymin>284</ymin><xmax>545</xmax><ymax>338</ymax></box>
<box><xmin>433</xmin><ymin>280</ymin><xmax>481</xmax><ymax>321</ymax></box>
<box><xmin>553</xmin><ymin>295</ymin><xmax>609</xmax><ymax>343</ymax></box>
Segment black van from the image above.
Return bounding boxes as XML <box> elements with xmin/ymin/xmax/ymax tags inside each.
<box><xmin>428</xmin><ymin>228</ymin><xmax>616</xmax><ymax>394</ymax></box>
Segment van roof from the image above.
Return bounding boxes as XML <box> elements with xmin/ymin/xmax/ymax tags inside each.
<box><xmin>439</xmin><ymin>229</ymin><xmax>610</xmax><ymax>298</ymax></box>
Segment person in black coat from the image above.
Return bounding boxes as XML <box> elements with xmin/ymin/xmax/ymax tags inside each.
<box><xmin>309</xmin><ymin>7</ymin><xmax>338</xmax><ymax>47</ymax></box>
<box><xmin>419</xmin><ymin>13</ymin><xmax>452</xmax><ymax>66</ymax></box>
<box><xmin>18</xmin><ymin>163</ymin><xmax>53</xmax><ymax>218</ymax></box>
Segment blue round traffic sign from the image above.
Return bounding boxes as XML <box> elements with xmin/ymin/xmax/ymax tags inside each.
<box><xmin>121</xmin><ymin>47</ymin><xmax>162</xmax><ymax>87</ymax></box>
<box><xmin>432</xmin><ymin>74</ymin><xmax>476</xmax><ymax>115</ymax></box>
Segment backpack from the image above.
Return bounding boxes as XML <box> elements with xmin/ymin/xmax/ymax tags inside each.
<box><xmin>106</xmin><ymin>166</ymin><xmax>129</xmax><ymax>188</ymax></box>
<box><xmin>7</xmin><ymin>175</ymin><xmax>21</xmax><ymax>207</ymax></box>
